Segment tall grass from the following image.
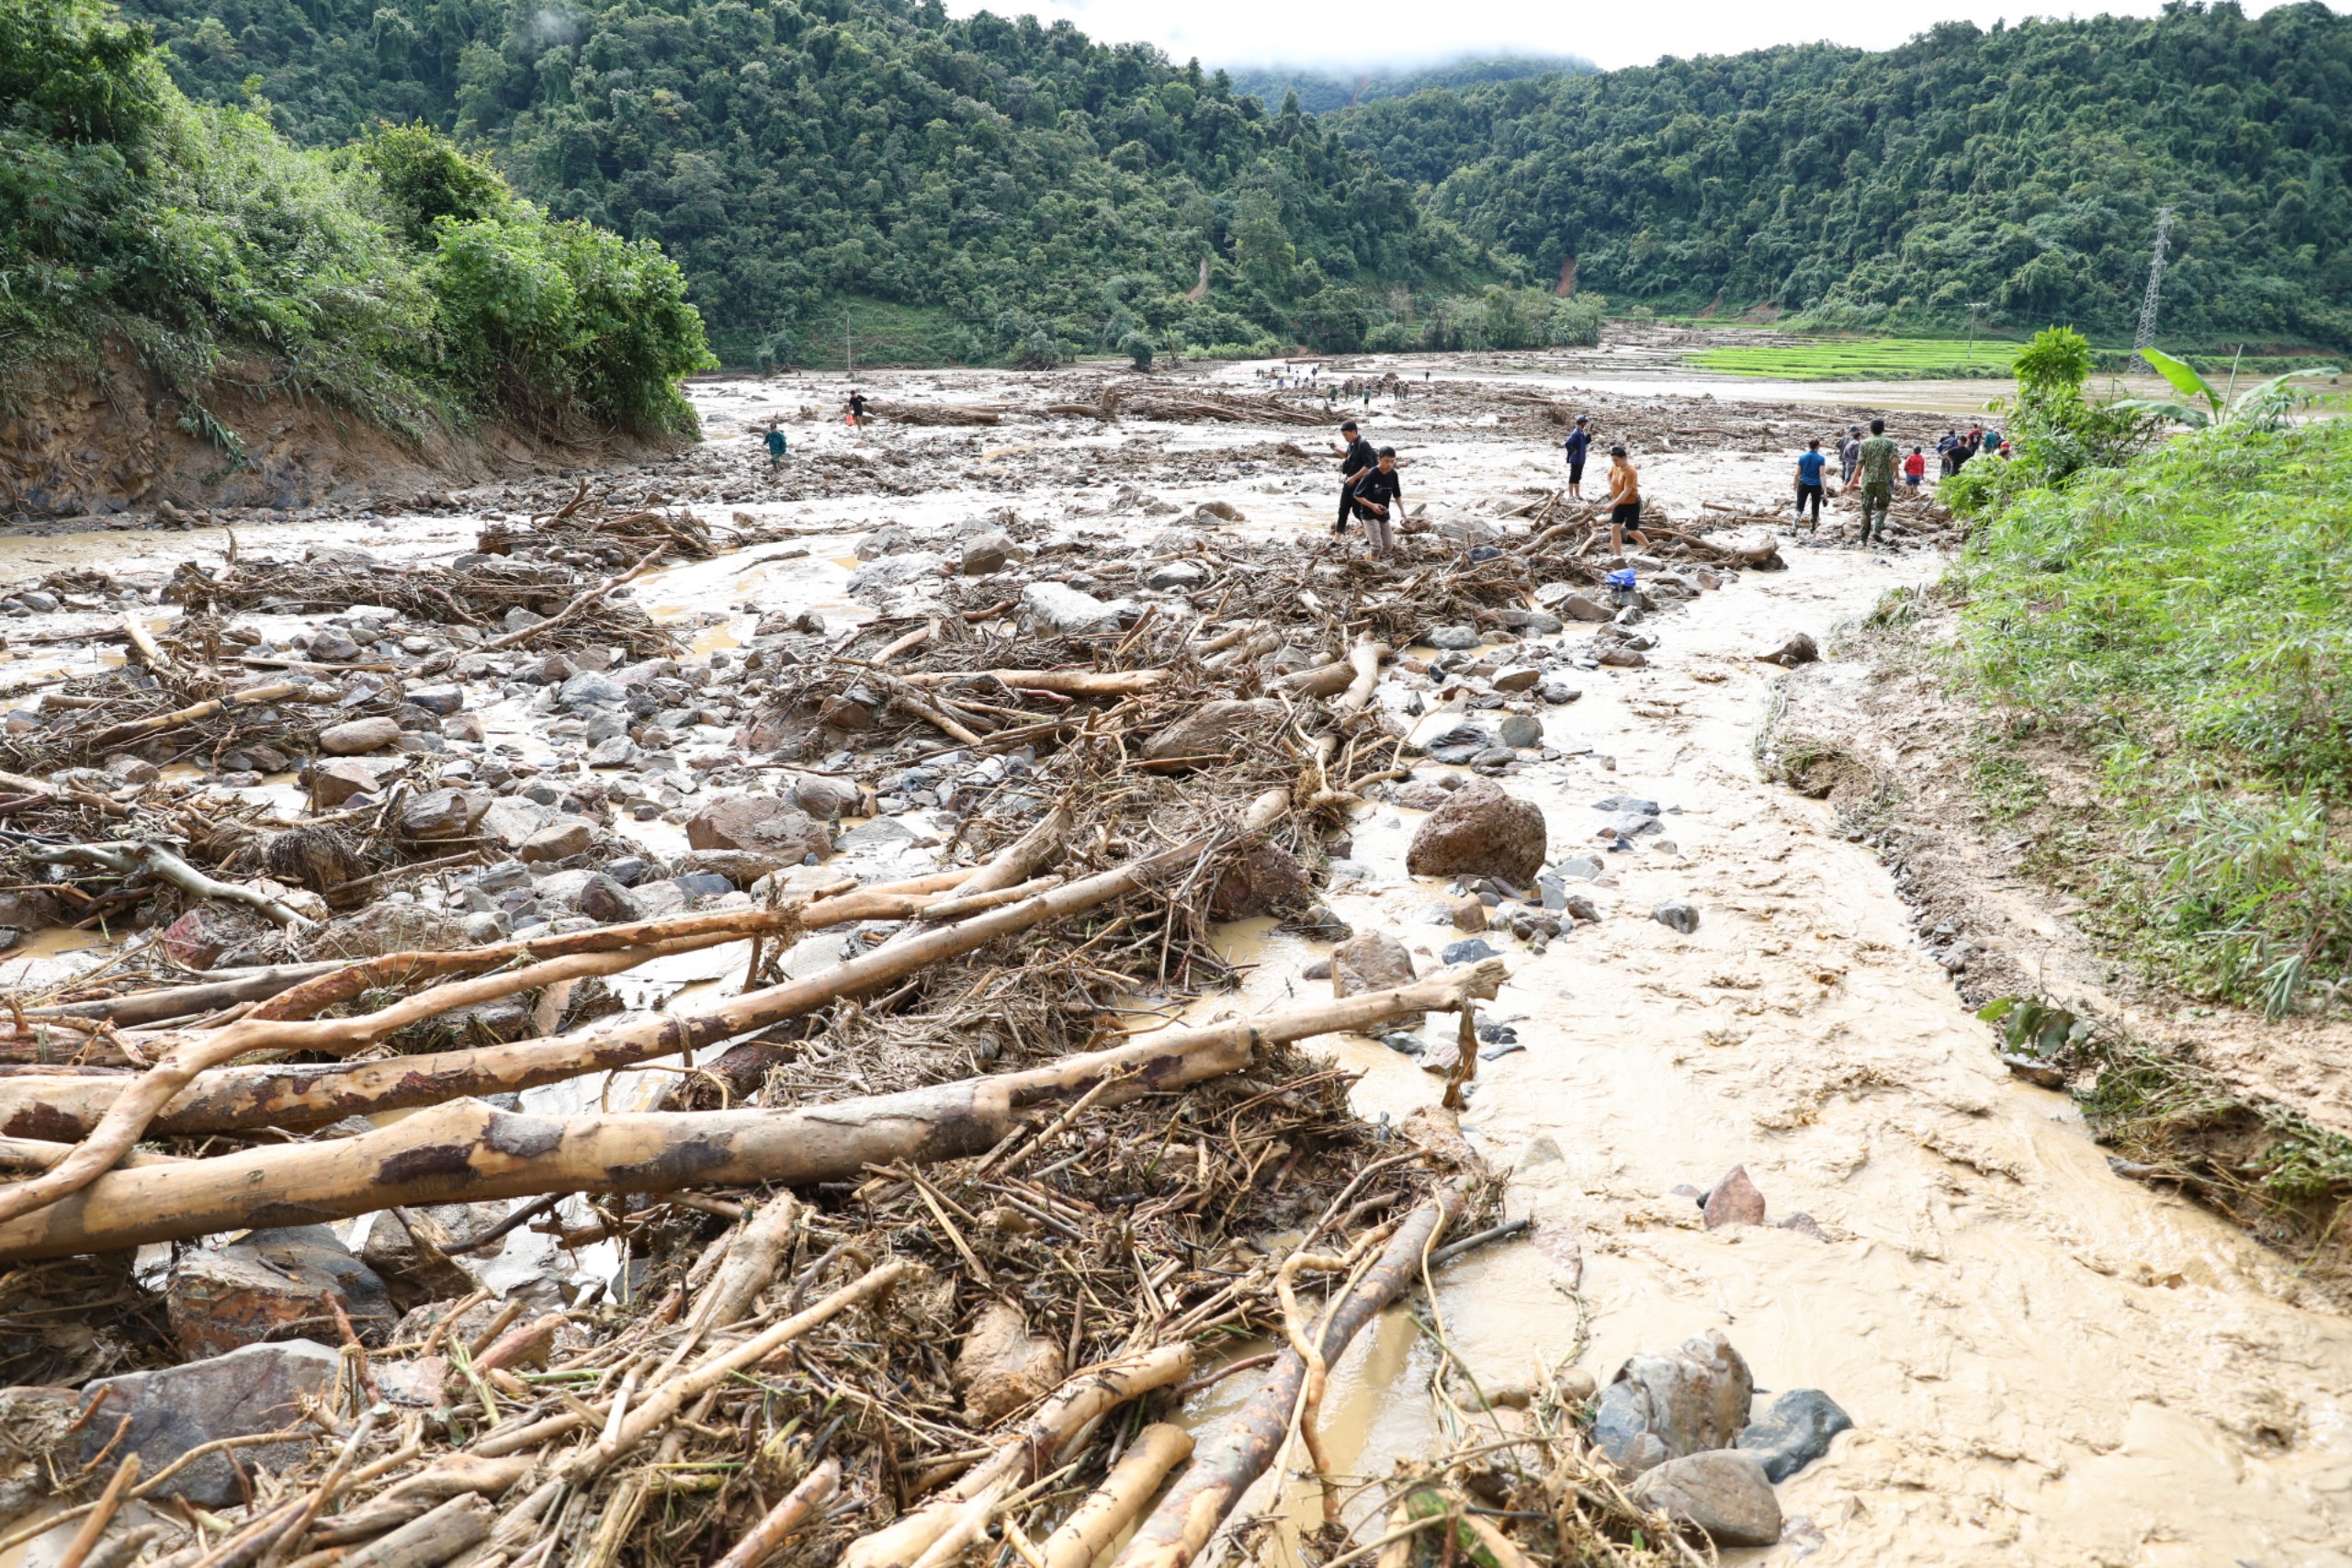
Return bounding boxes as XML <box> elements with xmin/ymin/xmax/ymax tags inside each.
<box><xmin>1954</xmin><ymin>419</ymin><xmax>2352</xmax><ymax>1013</ymax></box>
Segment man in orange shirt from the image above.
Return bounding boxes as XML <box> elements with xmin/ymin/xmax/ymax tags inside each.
<box><xmin>1607</xmin><ymin>445</ymin><xmax>1650</xmax><ymax>558</ymax></box>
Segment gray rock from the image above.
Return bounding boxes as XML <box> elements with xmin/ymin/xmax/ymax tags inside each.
<box><xmin>558</xmin><ymin>671</ymin><xmax>628</xmax><ymax>710</ymax></box>
<box><xmin>687</xmin><ymin>795</ymin><xmax>831</xmax><ymax>861</ymax></box>
<box><xmin>405</xmin><ymin>684</ymin><xmax>465</xmax><ymax>716</ymax></box>
<box><xmin>1143</xmin><ymin>558</ymin><xmax>1211</xmax><ymax>591</ymax></box>
<box><xmin>1594</xmin><ymin>796</ymin><xmax>1661</xmax><ymax>816</ymax></box>
<box><xmin>1737</xmin><ymin>1389</ymin><xmax>1853</xmax><ymax>1482</ymax></box>
<box><xmin>787</xmin><ymin>773</ymin><xmax>861</xmax><ymax>818</ymax></box>
<box><xmin>307</xmin><ymin>628</ymin><xmax>362</xmax><ymax>663</ymax></box>
<box><xmin>673</xmin><ymin>870</ymin><xmax>735</xmax><ymax>899</ymax></box>
<box><xmin>1441</xmin><ymin>938</ymin><xmax>1498</xmax><ymax>965</ymax></box>
<box><xmin>1498</xmin><ymin>609</ymin><xmax>1566</xmax><ymax>634</ymax></box>
<box><xmin>1539</xmin><ymin>682</ymin><xmax>1583</xmax><ymax>705</ymax></box>
<box><xmin>1492</xmin><ymin>665</ymin><xmax>1542</xmax><ymax>694</ymax></box>
<box><xmin>1597</xmin><ymin>646</ymin><xmax>1648</xmax><ymax>668</ymax></box>
<box><xmin>1654</xmin><ymin>900</ymin><xmax>1701</xmax><ymax>934</ymax></box>
<box><xmin>1627</xmin><ymin>1451</ymin><xmax>1782</xmax><ymax>1549</ymax></box>
<box><xmin>480</xmin><ymin>796</ymin><xmax>554</xmax><ymax>849</ymax></box>
<box><xmin>573</xmin><ymin>874</ymin><xmax>641</xmax><ymax>923</ymax></box>
<box><xmin>586</xmin><ymin>734</ymin><xmax>637</xmax><ymax>768</ymax></box>
<box><xmin>847</xmin><ymin>551</ymin><xmax>947</xmax><ymax>593</ymax></box>
<box><xmin>400</xmin><ymin>787</ymin><xmax>483</xmax><ymax>840</ymax></box>
<box><xmin>17</xmin><ymin>591</ymin><xmax>57</xmax><ymax>613</ymax></box>
<box><xmin>1022</xmin><ymin>581</ymin><xmax>1128</xmax><ymax>634</ymax></box>
<box><xmin>1757</xmin><ymin>631</ymin><xmax>1820</xmax><ymax>667</ymax></box>
<box><xmin>1498</xmin><ymin>714</ymin><xmax>1543</xmax><ymax>748</ymax></box>
<box><xmin>80</xmin><ymin>1340</ymin><xmax>339</xmax><ymax>1505</ymax></box>
<box><xmin>318</xmin><ymin>716</ymin><xmax>401</xmax><ymax>755</ymax></box>
<box><xmin>1332</xmin><ymin>931</ymin><xmax>1416</xmax><ymax>998</ymax></box>
<box><xmin>1426</xmin><ymin>625</ymin><xmax>1481</xmax><ymax>651</ymax></box>
<box><xmin>1559</xmin><ymin>593</ymin><xmax>1613</xmax><ymax>623</ymax></box>
<box><xmin>1591</xmin><ymin>1329</ymin><xmax>1755</xmax><ymax>1475</ymax></box>
<box><xmin>1555</xmin><ymin>854</ymin><xmax>1603</xmax><ymax>881</ymax></box>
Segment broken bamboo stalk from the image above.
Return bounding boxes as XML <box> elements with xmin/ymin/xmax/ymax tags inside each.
<box><xmin>1110</xmin><ymin>1183</ymin><xmax>1473</xmax><ymax>1568</ymax></box>
<box><xmin>709</xmin><ymin>1459</ymin><xmax>840</xmax><ymax>1568</ymax></box>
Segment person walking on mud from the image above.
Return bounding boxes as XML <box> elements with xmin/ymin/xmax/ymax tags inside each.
<box><xmin>1330</xmin><ymin>419</ymin><xmax>1375</xmax><ymax>539</ymax></box>
<box><xmin>844</xmin><ymin>389</ymin><xmax>869</xmax><ymax>432</ymax></box>
<box><xmin>1854</xmin><ymin>417</ymin><xmax>1897</xmax><ymax>547</ymax></box>
<box><xmin>1563</xmin><ymin>414</ymin><xmax>1592</xmax><ymax>501</ymax></box>
<box><xmin>1606</xmin><ymin>445</ymin><xmax>1649</xmax><ymax>558</ymax></box>
<box><xmin>1793</xmin><ymin>437</ymin><xmax>1827</xmax><ymax>528</ymax></box>
<box><xmin>1838</xmin><ymin>425</ymin><xmax>1862</xmax><ymax>490</ymax></box>
<box><xmin>1347</xmin><ymin>447</ymin><xmax>1405</xmax><ymax>556</ymax></box>
<box><xmin>763</xmin><ymin>417</ymin><xmax>788</xmax><ymax>473</ymax></box>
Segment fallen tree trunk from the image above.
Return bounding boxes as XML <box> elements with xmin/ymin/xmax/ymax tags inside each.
<box><xmin>19</xmin><ymin>962</ymin><xmax>345</xmax><ymax>1025</ymax></box>
<box><xmin>1041</xmin><ymin>1424</ymin><xmax>1193</xmax><ymax>1568</ymax></box>
<box><xmin>1110</xmin><ymin>1183</ymin><xmax>1473</xmax><ymax>1568</ymax></box>
<box><xmin>0</xmin><ymin>961</ymin><xmax>1496</xmax><ymax>1259</ymax></box>
<box><xmin>897</xmin><ymin>670</ymin><xmax>1167</xmax><ymax>697</ymax></box>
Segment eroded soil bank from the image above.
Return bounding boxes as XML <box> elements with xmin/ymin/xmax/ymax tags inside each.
<box><xmin>3</xmin><ymin>361</ymin><xmax>2347</xmax><ymax>1566</ymax></box>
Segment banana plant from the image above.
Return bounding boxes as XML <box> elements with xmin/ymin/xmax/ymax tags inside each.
<box><xmin>2113</xmin><ymin>346</ymin><xmax>2340</xmax><ymax>429</ymax></box>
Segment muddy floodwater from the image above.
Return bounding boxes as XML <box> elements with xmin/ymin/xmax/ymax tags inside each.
<box><xmin>6</xmin><ymin>363</ymin><xmax>2349</xmax><ymax>1566</ymax></box>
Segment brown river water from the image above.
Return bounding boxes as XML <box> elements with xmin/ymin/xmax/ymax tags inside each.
<box><xmin>3</xmin><ymin>364</ymin><xmax>2348</xmax><ymax>1565</ymax></box>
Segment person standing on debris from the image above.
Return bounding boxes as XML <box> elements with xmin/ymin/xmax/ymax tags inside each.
<box><xmin>1563</xmin><ymin>414</ymin><xmax>1593</xmax><ymax>501</ymax></box>
<box><xmin>1904</xmin><ymin>446</ymin><xmax>1927</xmax><ymax>490</ymax></box>
<box><xmin>1854</xmin><ymin>417</ymin><xmax>1898</xmax><ymax>547</ymax></box>
<box><xmin>763</xmin><ymin>418</ymin><xmax>788</xmax><ymax>471</ymax></box>
<box><xmin>1937</xmin><ymin>427</ymin><xmax>1960</xmax><ymax>477</ymax></box>
<box><xmin>1606</xmin><ymin>445</ymin><xmax>1649</xmax><ymax>557</ymax></box>
<box><xmin>1793</xmin><ymin>437</ymin><xmax>1827</xmax><ymax>527</ymax></box>
<box><xmin>1348</xmin><ymin>446</ymin><xmax>1406</xmax><ymax>555</ymax></box>
<box><xmin>1331</xmin><ymin>419</ymin><xmax>1376</xmax><ymax>537</ymax></box>
<box><xmin>845</xmin><ymin>389</ymin><xmax>869</xmax><ymax>430</ymax></box>
<box><xmin>1838</xmin><ymin>425</ymin><xmax>1863</xmax><ymax>489</ymax></box>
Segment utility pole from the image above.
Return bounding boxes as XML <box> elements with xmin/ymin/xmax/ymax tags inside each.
<box><xmin>2132</xmin><ymin>207</ymin><xmax>2175</xmax><ymax>372</ymax></box>
<box><xmin>1964</xmin><ymin>301</ymin><xmax>1987</xmax><ymax>361</ymax></box>
<box><xmin>844</xmin><ymin>309</ymin><xmax>854</xmax><ymax>378</ymax></box>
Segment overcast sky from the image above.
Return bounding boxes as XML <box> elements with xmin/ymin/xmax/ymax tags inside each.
<box><xmin>946</xmin><ymin>0</ymin><xmax>2334</xmax><ymax>73</ymax></box>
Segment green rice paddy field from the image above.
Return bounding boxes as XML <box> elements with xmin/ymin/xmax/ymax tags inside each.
<box><xmin>1690</xmin><ymin>336</ymin><xmax>2022</xmax><ymax>379</ymax></box>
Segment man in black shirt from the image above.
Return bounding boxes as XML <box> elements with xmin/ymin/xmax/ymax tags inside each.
<box><xmin>1562</xmin><ymin>414</ymin><xmax>1592</xmax><ymax>500</ymax></box>
<box><xmin>1331</xmin><ymin>419</ymin><xmax>1375</xmax><ymax>536</ymax></box>
<box><xmin>1348</xmin><ymin>447</ymin><xmax>1405</xmax><ymax>555</ymax></box>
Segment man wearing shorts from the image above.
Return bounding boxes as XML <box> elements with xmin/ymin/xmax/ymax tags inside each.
<box><xmin>1793</xmin><ymin>438</ymin><xmax>1827</xmax><ymax>526</ymax></box>
<box><xmin>1607</xmin><ymin>446</ymin><xmax>1648</xmax><ymax>557</ymax></box>
<box><xmin>1563</xmin><ymin>414</ymin><xmax>1592</xmax><ymax>500</ymax></box>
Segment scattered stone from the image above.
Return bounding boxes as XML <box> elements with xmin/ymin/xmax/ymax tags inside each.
<box><xmin>1556</xmin><ymin>855</ymin><xmax>1603</xmax><ymax>881</ymax></box>
<box><xmin>1596</xmin><ymin>646</ymin><xmax>1648</xmax><ymax>668</ymax></box>
<box><xmin>961</xmin><ymin>529</ymin><xmax>1013</xmax><ymax>575</ymax></box>
<box><xmin>1406</xmin><ymin>779</ymin><xmax>1547</xmax><ymax>884</ymax></box>
<box><xmin>955</xmin><ymin>1301</ymin><xmax>1064</xmax><ymax>1426</ymax></box>
<box><xmin>1738</xmin><ymin>1389</ymin><xmax>1854</xmax><ymax>1482</ymax></box>
<box><xmin>574</xmin><ymin>874</ymin><xmax>642</xmax><ymax>923</ymax></box>
<box><xmin>361</xmin><ymin>1205</ymin><xmax>496</xmax><ymax>1311</ymax></box>
<box><xmin>1628</xmin><ymin>1451</ymin><xmax>1782</xmax><ymax>1549</ymax></box>
<box><xmin>319</xmin><ymin>716</ymin><xmax>402</xmax><ymax>755</ymax></box>
<box><xmin>1451</xmin><ymin>896</ymin><xmax>1487</xmax><ymax>931</ymax></box>
<box><xmin>481</xmin><ymin>796</ymin><xmax>555</xmax><ymax>849</ymax></box>
<box><xmin>307</xmin><ymin>627</ymin><xmax>362</xmax><ymax>663</ymax></box>
<box><xmin>1498</xmin><ymin>609</ymin><xmax>1565</xmax><ymax>634</ymax></box>
<box><xmin>1559</xmin><ymin>593</ymin><xmax>1613</xmax><ymax>622</ymax></box>
<box><xmin>401</xmin><ymin>787</ymin><xmax>484</xmax><ymax>840</ymax></box>
<box><xmin>1591</xmin><ymin>1328</ymin><xmax>1755</xmax><ymax>1473</ymax></box>
<box><xmin>1539</xmin><ymin>682</ymin><xmax>1583</xmax><ymax>705</ymax></box>
<box><xmin>1778</xmin><ymin>1212</ymin><xmax>1830</xmax><ymax>1242</ymax></box>
<box><xmin>166</xmin><ymin>1227</ymin><xmax>393</xmax><ymax>1359</ymax></box>
<box><xmin>311</xmin><ymin>758</ymin><xmax>391</xmax><ymax>807</ymax></box>
<box><xmin>1441</xmin><ymin>937</ymin><xmax>1499</xmax><ymax>965</ymax></box>
<box><xmin>1332</xmin><ymin>930</ymin><xmax>1416</xmax><ymax>998</ymax></box>
<box><xmin>1022</xmin><ymin>581</ymin><xmax>1129</xmax><ymax>634</ymax></box>
<box><xmin>519</xmin><ymin>818</ymin><xmax>596</xmax><ymax>863</ymax></box>
<box><xmin>1143</xmin><ymin>558</ymin><xmax>1211</xmax><ymax>591</ymax></box>
<box><xmin>80</xmin><ymin>1340</ymin><xmax>340</xmax><ymax>1505</ymax></box>
<box><xmin>687</xmin><ymin>795</ymin><xmax>831</xmax><ymax>861</ymax></box>
<box><xmin>160</xmin><ymin>905</ymin><xmax>261</xmax><ymax>969</ymax></box>
<box><xmin>1702</xmin><ymin>1166</ymin><xmax>1767</xmax><ymax>1228</ymax></box>
<box><xmin>1517</xmin><ymin>1134</ymin><xmax>1564</xmax><ymax>1168</ymax></box>
<box><xmin>846</xmin><ymin>552</ymin><xmax>947</xmax><ymax>592</ymax></box>
<box><xmin>1426</xmin><ymin>625</ymin><xmax>1480</xmax><ymax>650</ymax></box>
<box><xmin>406</xmin><ymin>684</ymin><xmax>465</xmax><ymax>716</ymax></box>
<box><xmin>558</xmin><ymin>671</ymin><xmax>628</xmax><ymax>710</ymax></box>
<box><xmin>680</xmin><ymin>848</ymin><xmax>791</xmax><ymax>887</ymax></box>
<box><xmin>1757</xmin><ymin>631</ymin><xmax>1820</xmax><ymax>667</ymax></box>
<box><xmin>1653</xmin><ymin>900</ymin><xmax>1701</xmax><ymax>934</ymax></box>
<box><xmin>1492</xmin><ymin>666</ymin><xmax>1542</xmax><ymax>694</ymax></box>
<box><xmin>1498</xmin><ymin>714</ymin><xmax>1543</xmax><ymax>748</ymax></box>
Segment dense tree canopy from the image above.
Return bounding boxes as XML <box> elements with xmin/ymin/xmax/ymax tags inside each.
<box><xmin>1333</xmin><ymin>3</ymin><xmax>2352</xmax><ymax>346</ymax></box>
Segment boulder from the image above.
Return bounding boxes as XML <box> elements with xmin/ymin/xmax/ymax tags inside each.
<box><xmin>558</xmin><ymin>671</ymin><xmax>628</xmax><ymax>710</ymax></box>
<box><xmin>80</xmin><ymin>1340</ymin><xmax>339</xmax><ymax>1505</ymax></box>
<box><xmin>1498</xmin><ymin>714</ymin><xmax>1543</xmax><ymax>748</ymax></box>
<box><xmin>573</xmin><ymin>874</ymin><xmax>642</xmax><ymax>923</ymax></box>
<box><xmin>318</xmin><ymin>716</ymin><xmax>401</xmax><ymax>756</ymax></box>
<box><xmin>1332</xmin><ymin>931</ymin><xmax>1416</xmax><ymax>998</ymax></box>
<box><xmin>311</xmin><ymin>758</ymin><xmax>393</xmax><ymax>807</ymax></box>
<box><xmin>961</xmin><ymin>530</ymin><xmax>1014</xmax><ymax>575</ymax></box>
<box><xmin>687</xmin><ymin>795</ymin><xmax>831</xmax><ymax>862</ymax></box>
<box><xmin>1426</xmin><ymin>625</ymin><xmax>1480</xmax><ymax>650</ymax></box>
<box><xmin>1022</xmin><ymin>581</ymin><xmax>1130</xmax><ymax>635</ymax></box>
<box><xmin>1702</xmin><ymin>1166</ymin><xmax>1767</xmax><ymax>1228</ymax></box>
<box><xmin>1559</xmin><ymin>593</ymin><xmax>1613</xmax><ymax>623</ymax></box>
<box><xmin>165</xmin><ymin>1227</ymin><xmax>393</xmax><ymax>1359</ymax></box>
<box><xmin>1757</xmin><ymin>631</ymin><xmax>1820</xmax><ymax>667</ymax></box>
<box><xmin>400</xmin><ymin>787</ymin><xmax>484</xmax><ymax>840</ymax></box>
<box><xmin>1737</xmin><ymin>1389</ymin><xmax>1853</xmax><ymax>1482</ymax></box>
<box><xmin>1140</xmin><ymin>699</ymin><xmax>1282</xmax><ymax>766</ymax></box>
<box><xmin>1406</xmin><ymin>780</ymin><xmax>1547</xmax><ymax>884</ymax></box>
<box><xmin>785</xmin><ymin>773</ymin><xmax>861</xmax><ymax>818</ymax></box>
<box><xmin>480</xmin><ymin>796</ymin><xmax>555</xmax><ymax>850</ymax></box>
<box><xmin>519</xmin><ymin>818</ymin><xmax>596</xmax><ymax>863</ymax></box>
<box><xmin>1206</xmin><ymin>842</ymin><xmax>1309</xmax><ymax>921</ymax></box>
<box><xmin>405</xmin><ymin>684</ymin><xmax>465</xmax><ymax>716</ymax></box>
<box><xmin>955</xmin><ymin>1301</ymin><xmax>1065</xmax><ymax>1426</ymax></box>
<box><xmin>1628</xmin><ymin>1451</ymin><xmax>1782</xmax><ymax>1549</ymax></box>
<box><xmin>1591</xmin><ymin>1328</ymin><xmax>1755</xmax><ymax>1474</ymax></box>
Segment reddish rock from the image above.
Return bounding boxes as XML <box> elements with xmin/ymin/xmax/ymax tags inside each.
<box><xmin>1207</xmin><ymin>842</ymin><xmax>1309</xmax><ymax>920</ymax></box>
<box><xmin>1703</xmin><ymin>1166</ymin><xmax>1767</xmax><ymax>1229</ymax></box>
<box><xmin>318</xmin><ymin>716</ymin><xmax>402</xmax><ymax>755</ymax></box>
<box><xmin>160</xmin><ymin>906</ymin><xmax>260</xmax><ymax>969</ymax></box>
<box><xmin>1332</xmin><ymin>930</ymin><xmax>1416</xmax><ymax>998</ymax></box>
<box><xmin>1405</xmin><ymin>779</ymin><xmax>1547</xmax><ymax>884</ymax></box>
<box><xmin>166</xmin><ymin>1226</ymin><xmax>393</xmax><ymax>1359</ymax></box>
<box><xmin>311</xmin><ymin>759</ymin><xmax>392</xmax><ymax>807</ymax></box>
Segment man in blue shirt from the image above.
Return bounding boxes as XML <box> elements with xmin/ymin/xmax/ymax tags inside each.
<box><xmin>1563</xmin><ymin>415</ymin><xmax>1592</xmax><ymax>500</ymax></box>
<box><xmin>1793</xmin><ymin>438</ymin><xmax>1828</xmax><ymax>527</ymax></box>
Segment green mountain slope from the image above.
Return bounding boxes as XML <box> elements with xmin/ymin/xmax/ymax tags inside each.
<box><xmin>3</xmin><ymin>0</ymin><xmax>711</xmax><ymax>448</ymax></box>
<box><xmin>1331</xmin><ymin>5</ymin><xmax>2352</xmax><ymax>346</ymax></box>
<box><xmin>1224</xmin><ymin>54</ymin><xmax>1592</xmax><ymax>117</ymax></box>
<box><xmin>122</xmin><ymin>0</ymin><xmax>1502</xmax><ymax>362</ymax></box>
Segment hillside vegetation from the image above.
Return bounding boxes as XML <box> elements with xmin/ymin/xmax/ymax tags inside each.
<box><xmin>2</xmin><ymin>0</ymin><xmax>711</xmax><ymax>450</ymax></box>
<box><xmin>1225</xmin><ymin>54</ymin><xmax>1592</xmax><ymax>117</ymax></box>
<box><xmin>1333</xmin><ymin>3</ymin><xmax>2352</xmax><ymax>348</ymax></box>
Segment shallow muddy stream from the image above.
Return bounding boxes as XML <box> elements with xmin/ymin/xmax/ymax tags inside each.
<box><xmin>5</xmin><ymin>367</ymin><xmax>2348</xmax><ymax>1564</ymax></box>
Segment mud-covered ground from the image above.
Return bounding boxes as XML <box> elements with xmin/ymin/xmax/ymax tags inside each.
<box><xmin>4</xmin><ymin>361</ymin><xmax>2349</xmax><ymax>1566</ymax></box>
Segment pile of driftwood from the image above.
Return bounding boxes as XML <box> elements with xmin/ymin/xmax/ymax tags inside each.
<box><xmin>1044</xmin><ymin>386</ymin><xmax>1337</xmax><ymax>428</ymax></box>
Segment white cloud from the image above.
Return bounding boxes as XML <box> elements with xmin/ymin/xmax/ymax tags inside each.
<box><xmin>946</xmin><ymin>0</ymin><xmax>2335</xmax><ymax>73</ymax></box>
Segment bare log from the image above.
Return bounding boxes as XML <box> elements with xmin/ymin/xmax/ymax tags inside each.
<box><xmin>897</xmin><ymin>670</ymin><xmax>1167</xmax><ymax>697</ymax></box>
<box><xmin>80</xmin><ymin>682</ymin><xmax>309</xmax><ymax>755</ymax></box>
<box><xmin>1041</xmin><ymin>1424</ymin><xmax>1193</xmax><ymax>1568</ymax></box>
<box><xmin>1336</xmin><ymin>634</ymin><xmax>1389</xmax><ymax>718</ymax></box>
<box><xmin>1110</xmin><ymin>1184</ymin><xmax>1473</xmax><ymax>1568</ymax></box>
<box><xmin>340</xmin><ymin>1494</ymin><xmax>493</xmax><ymax>1568</ymax></box>
<box><xmin>709</xmin><ymin>1459</ymin><xmax>839</xmax><ymax>1568</ymax></box>
<box><xmin>49</xmin><ymin>840</ymin><xmax>316</xmax><ymax>931</ymax></box>
<box><xmin>21</xmin><ymin>963</ymin><xmax>344</xmax><ymax>1025</ymax></box>
<box><xmin>1275</xmin><ymin>661</ymin><xmax>1353</xmax><ymax>699</ymax></box>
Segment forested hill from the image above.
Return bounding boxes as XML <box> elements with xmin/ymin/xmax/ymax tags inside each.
<box><xmin>121</xmin><ymin>0</ymin><xmax>1498</xmax><ymax>363</ymax></box>
<box><xmin>1224</xmin><ymin>55</ymin><xmax>1592</xmax><ymax>117</ymax></box>
<box><xmin>1331</xmin><ymin>3</ymin><xmax>2352</xmax><ymax>347</ymax></box>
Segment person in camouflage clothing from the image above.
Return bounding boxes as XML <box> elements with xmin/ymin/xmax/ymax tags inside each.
<box><xmin>1854</xmin><ymin>417</ymin><xmax>1898</xmax><ymax>547</ymax></box>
